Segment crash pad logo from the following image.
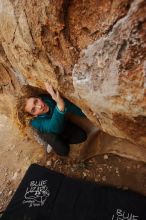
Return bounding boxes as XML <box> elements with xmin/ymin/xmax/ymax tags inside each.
<box><xmin>112</xmin><ymin>209</ymin><xmax>139</xmax><ymax>220</ymax></box>
<box><xmin>23</xmin><ymin>180</ymin><xmax>50</xmax><ymax>207</ymax></box>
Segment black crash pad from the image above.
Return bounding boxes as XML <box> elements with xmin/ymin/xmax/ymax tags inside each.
<box><xmin>1</xmin><ymin>163</ymin><xmax>146</xmax><ymax>220</ymax></box>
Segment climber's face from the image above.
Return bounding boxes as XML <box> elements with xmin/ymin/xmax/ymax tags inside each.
<box><xmin>25</xmin><ymin>97</ymin><xmax>49</xmax><ymax>116</ymax></box>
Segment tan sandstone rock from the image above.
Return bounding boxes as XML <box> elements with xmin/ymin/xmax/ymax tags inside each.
<box><xmin>0</xmin><ymin>0</ymin><xmax>146</xmax><ymax>162</ymax></box>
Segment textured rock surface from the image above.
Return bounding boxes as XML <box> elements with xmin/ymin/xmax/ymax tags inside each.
<box><xmin>73</xmin><ymin>0</ymin><xmax>146</xmax><ymax>145</ymax></box>
<box><xmin>0</xmin><ymin>0</ymin><xmax>146</xmax><ymax>161</ymax></box>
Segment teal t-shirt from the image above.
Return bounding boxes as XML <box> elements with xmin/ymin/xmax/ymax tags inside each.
<box><xmin>30</xmin><ymin>95</ymin><xmax>86</xmax><ymax>134</ymax></box>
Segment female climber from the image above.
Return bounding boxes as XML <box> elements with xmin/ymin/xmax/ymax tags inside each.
<box><xmin>17</xmin><ymin>83</ymin><xmax>100</xmax><ymax>158</ymax></box>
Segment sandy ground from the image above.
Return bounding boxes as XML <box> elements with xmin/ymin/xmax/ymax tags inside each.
<box><xmin>0</xmin><ymin>114</ymin><xmax>146</xmax><ymax>213</ymax></box>
<box><xmin>0</xmin><ymin>114</ymin><xmax>45</xmax><ymax>212</ymax></box>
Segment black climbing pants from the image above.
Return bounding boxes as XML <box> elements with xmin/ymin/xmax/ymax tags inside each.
<box><xmin>38</xmin><ymin>121</ymin><xmax>87</xmax><ymax>156</ymax></box>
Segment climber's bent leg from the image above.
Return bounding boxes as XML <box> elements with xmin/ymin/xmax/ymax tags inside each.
<box><xmin>38</xmin><ymin>132</ymin><xmax>70</xmax><ymax>156</ymax></box>
<box><xmin>62</xmin><ymin>121</ymin><xmax>87</xmax><ymax>144</ymax></box>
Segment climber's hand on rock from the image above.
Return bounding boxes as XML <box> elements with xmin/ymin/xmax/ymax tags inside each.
<box><xmin>44</xmin><ymin>83</ymin><xmax>56</xmax><ymax>99</ymax></box>
<box><xmin>44</xmin><ymin>83</ymin><xmax>65</xmax><ymax>112</ymax></box>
